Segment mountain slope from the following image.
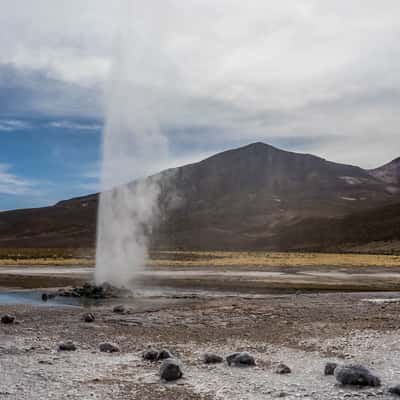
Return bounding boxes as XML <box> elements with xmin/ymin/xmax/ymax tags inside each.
<box><xmin>0</xmin><ymin>142</ymin><xmax>399</xmax><ymax>251</ymax></box>
<box><xmin>269</xmin><ymin>201</ymin><xmax>400</xmax><ymax>253</ymax></box>
<box><xmin>369</xmin><ymin>157</ymin><xmax>400</xmax><ymax>185</ymax></box>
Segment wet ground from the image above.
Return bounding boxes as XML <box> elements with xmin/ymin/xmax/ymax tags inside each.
<box><xmin>1</xmin><ymin>265</ymin><xmax>400</xmax><ymax>398</ymax></box>
<box><xmin>1</xmin><ymin>263</ymin><xmax>400</xmax><ymax>292</ymax></box>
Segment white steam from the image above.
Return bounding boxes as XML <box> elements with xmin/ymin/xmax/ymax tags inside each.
<box><xmin>95</xmin><ymin>2</ymin><xmax>171</xmax><ymax>287</ymax></box>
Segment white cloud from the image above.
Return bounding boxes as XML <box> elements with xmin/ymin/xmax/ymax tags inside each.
<box><xmin>0</xmin><ymin>119</ymin><xmax>30</xmax><ymax>131</ymax></box>
<box><xmin>0</xmin><ymin>0</ymin><xmax>399</xmax><ymax>168</ymax></box>
<box><xmin>48</xmin><ymin>121</ymin><xmax>102</xmax><ymax>131</ymax></box>
<box><xmin>0</xmin><ymin>164</ymin><xmax>35</xmax><ymax>195</ymax></box>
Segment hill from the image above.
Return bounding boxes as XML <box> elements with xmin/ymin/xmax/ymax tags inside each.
<box><xmin>0</xmin><ymin>142</ymin><xmax>399</xmax><ymax>252</ymax></box>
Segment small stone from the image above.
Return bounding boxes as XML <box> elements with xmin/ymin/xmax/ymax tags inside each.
<box><xmin>113</xmin><ymin>305</ymin><xmax>126</xmax><ymax>314</ymax></box>
<box><xmin>83</xmin><ymin>313</ymin><xmax>95</xmax><ymax>323</ymax></box>
<box><xmin>389</xmin><ymin>385</ymin><xmax>400</xmax><ymax>395</ymax></box>
<box><xmin>324</xmin><ymin>362</ymin><xmax>339</xmax><ymax>376</ymax></box>
<box><xmin>143</xmin><ymin>349</ymin><xmax>159</xmax><ymax>361</ymax></box>
<box><xmin>38</xmin><ymin>360</ymin><xmax>53</xmax><ymax>365</ymax></box>
<box><xmin>227</xmin><ymin>352</ymin><xmax>255</xmax><ymax>367</ymax></box>
<box><xmin>99</xmin><ymin>342</ymin><xmax>120</xmax><ymax>353</ymax></box>
<box><xmin>226</xmin><ymin>352</ymin><xmax>240</xmax><ymax>365</ymax></box>
<box><xmin>1</xmin><ymin>314</ymin><xmax>15</xmax><ymax>324</ymax></box>
<box><xmin>203</xmin><ymin>353</ymin><xmax>223</xmax><ymax>364</ymax></box>
<box><xmin>334</xmin><ymin>364</ymin><xmax>380</xmax><ymax>387</ymax></box>
<box><xmin>159</xmin><ymin>359</ymin><xmax>183</xmax><ymax>381</ymax></box>
<box><xmin>58</xmin><ymin>341</ymin><xmax>76</xmax><ymax>351</ymax></box>
<box><xmin>275</xmin><ymin>363</ymin><xmax>291</xmax><ymax>374</ymax></box>
<box><xmin>158</xmin><ymin>349</ymin><xmax>173</xmax><ymax>360</ymax></box>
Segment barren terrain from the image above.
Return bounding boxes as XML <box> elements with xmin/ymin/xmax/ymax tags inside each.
<box><xmin>0</xmin><ymin>252</ymin><xmax>400</xmax><ymax>399</ymax></box>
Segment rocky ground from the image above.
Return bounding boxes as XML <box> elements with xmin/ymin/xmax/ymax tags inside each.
<box><xmin>1</xmin><ymin>291</ymin><xmax>400</xmax><ymax>399</ymax></box>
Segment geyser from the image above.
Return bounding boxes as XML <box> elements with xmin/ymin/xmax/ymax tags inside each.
<box><xmin>95</xmin><ymin>3</ymin><xmax>170</xmax><ymax>287</ymax></box>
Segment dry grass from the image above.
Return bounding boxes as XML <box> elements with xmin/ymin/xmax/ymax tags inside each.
<box><xmin>0</xmin><ymin>248</ymin><xmax>94</xmax><ymax>266</ymax></box>
<box><xmin>150</xmin><ymin>251</ymin><xmax>400</xmax><ymax>268</ymax></box>
<box><xmin>0</xmin><ymin>248</ymin><xmax>399</xmax><ymax>268</ymax></box>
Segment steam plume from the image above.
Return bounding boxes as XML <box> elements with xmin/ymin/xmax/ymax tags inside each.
<box><xmin>95</xmin><ymin>2</ymin><xmax>169</xmax><ymax>287</ymax></box>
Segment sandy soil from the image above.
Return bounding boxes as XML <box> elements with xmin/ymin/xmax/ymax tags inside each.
<box><xmin>1</xmin><ymin>263</ymin><xmax>400</xmax><ymax>399</ymax></box>
<box><xmin>1</xmin><ymin>289</ymin><xmax>400</xmax><ymax>399</ymax></box>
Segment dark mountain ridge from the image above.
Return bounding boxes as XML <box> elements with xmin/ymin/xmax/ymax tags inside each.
<box><xmin>0</xmin><ymin>142</ymin><xmax>399</xmax><ymax>252</ymax></box>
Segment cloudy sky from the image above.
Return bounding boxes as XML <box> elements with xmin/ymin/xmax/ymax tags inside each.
<box><xmin>0</xmin><ymin>0</ymin><xmax>399</xmax><ymax>209</ymax></box>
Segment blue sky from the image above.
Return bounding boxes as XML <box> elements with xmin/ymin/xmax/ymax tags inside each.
<box><xmin>0</xmin><ymin>117</ymin><xmax>101</xmax><ymax>210</ymax></box>
<box><xmin>1</xmin><ymin>1</ymin><xmax>400</xmax><ymax>210</ymax></box>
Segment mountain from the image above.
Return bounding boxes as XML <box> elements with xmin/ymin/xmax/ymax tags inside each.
<box><xmin>269</xmin><ymin>201</ymin><xmax>400</xmax><ymax>253</ymax></box>
<box><xmin>369</xmin><ymin>157</ymin><xmax>400</xmax><ymax>185</ymax></box>
<box><xmin>0</xmin><ymin>194</ymin><xmax>98</xmax><ymax>248</ymax></box>
<box><xmin>152</xmin><ymin>142</ymin><xmax>399</xmax><ymax>249</ymax></box>
<box><xmin>0</xmin><ymin>142</ymin><xmax>399</xmax><ymax>251</ymax></box>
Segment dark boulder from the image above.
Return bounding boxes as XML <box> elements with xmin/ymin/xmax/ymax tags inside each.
<box><xmin>226</xmin><ymin>352</ymin><xmax>240</xmax><ymax>365</ymax></box>
<box><xmin>334</xmin><ymin>364</ymin><xmax>380</xmax><ymax>387</ymax></box>
<box><xmin>99</xmin><ymin>342</ymin><xmax>120</xmax><ymax>353</ymax></box>
<box><xmin>324</xmin><ymin>362</ymin><xmax>338</xmax><ymax>376</ymax></box>
<box><xmin>58</xmin><ymin>341</ymin><xmax>77</xmax><ymax>351</ymax></box>
<box><xmin>159</xmin><ymin>359</ymin><xmax>183</xmax><ymax>381</ymax></box>
<box><xmin>203</xmin><ymin>353</ymin><xmax>223</xmax><ymax>364</ymax></box>
<box><xmin>158</xmin><ymin>349</ymin><xmax>173</xmax><ymax>360</ymax></box>
<box><xmin>143</xmin><ymin>349</ymin><xmax>159</xmax><ymax>361</ymax></box>
<box><xmin>275</xmin><ymin>363</ymin><xmax>291</xmax><ymax>374</ymax></box>
<box><xmin>1</xmin><ymin>314</ymin><xmax>15</xmax><ymax>324</ymax></box>
<box><xmin>227</xmin><ymin>352</ymin><xmax>255</xmax><ymax>367</ymax></box>
<box><xmin>389</xmin><ymin>385</ymin><xmax>400</xmax><ymax>395</ymax></box>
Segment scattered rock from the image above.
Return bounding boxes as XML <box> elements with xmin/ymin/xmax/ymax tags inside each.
<box><xmin>334</xmin><ymin>364</ymin><xmax>381</xmax><ymax>387</ymax></box>
<box><xmin>203</xmin><ymin>353</ymin><xmax>223</xmax><ymax>364</ymax></box>
<box><xmin>275</xmin><ymin>363</ymin><xmax>291</xmax><ymax>374</ymax></box>
<box><xmin>158</xmin><ymin>349</ymin><xmax>173</xmax><ymax>360</ymax></box>
<box><xmin>38</xmin><ymin>360</ymin><xmax>53</xmax><ymax>365</ymax></box>
<box><xmin>99</xmin><ymin>342</ymin><xmax>120</xmax><ymax>353</ymax></box>
<box><xmin>159</xmin><ymin>359</ymin><xmax>183</xmax><ymax>381</ymax></box>
<box><xmin>227</xmin><ymin>352</ymin><xmax>255</xmax><ymax>367</ymax></box>
<box><xmin>58</xmin><ymin>341</ymin><xmax>77</xmax><ymax>352</ymax></box>
<box><xmin>82</xmin><ymin>313</ymin><xmax>95</xmax><ymax>323</ymax></box>
<box><xmin>113</xmin><ymin>305</ymin><xmax>126</xmax><ymax>314</ymax></box>
<box><xmin>1</xmin><ymin>314</ymin><xmax>15</xmax><ymax>324</ymax></box>
<box><xmin>324</xmin><ymin>362</ymin><xmax>339</xmax><ymax>376</ymax></box>
<box><xmin>389</xmin><ymin>385</ymin><xmax>400</xmax><ymax>395</ymax></box>
<box><xmin>143</xmin><ymin>348</ymin><xmax>159</xmax><ymax>361</ymax></box>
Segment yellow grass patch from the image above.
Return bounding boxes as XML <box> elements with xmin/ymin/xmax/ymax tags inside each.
<box><xmin>149</xmin><ymin>251</ymin><xmax>400</xmax><ymax>268</ymax></box>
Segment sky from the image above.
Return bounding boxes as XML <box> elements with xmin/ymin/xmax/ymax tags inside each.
<box><xmin>0</xmin><ymin>0</ymin><xmax>400</xmax><ymax>210</ymax></box>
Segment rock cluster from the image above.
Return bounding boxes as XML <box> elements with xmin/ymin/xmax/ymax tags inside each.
<box><xmin>58</xmin><ymin>283</ymin><xmax>119</xmax><ymax>299</ymax></box>
<box><xmin>143</xmin><ymin>348</ymin><xmax>173</xmax><ymax>361</ymax></box>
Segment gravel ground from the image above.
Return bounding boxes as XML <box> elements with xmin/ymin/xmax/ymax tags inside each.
<box><xmin>1</xmin><ymin>291</ymin><xmax>400</xmax><ymax>399</ymax></box>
